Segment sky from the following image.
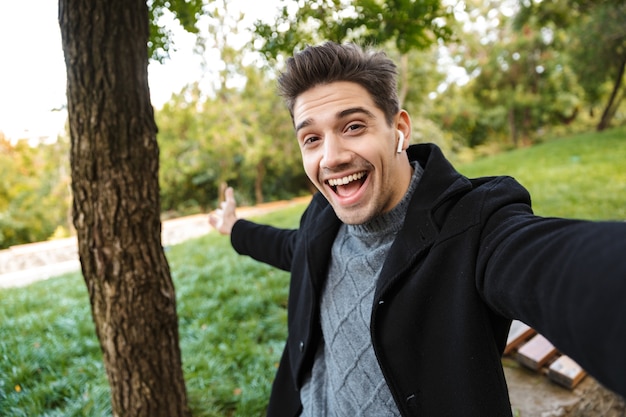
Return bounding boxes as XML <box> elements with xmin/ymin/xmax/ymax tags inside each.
<box><xmin>0</xmin><ymin>0</ymin><xmax>278</xmax><ymax>141</ymax></box>
<box><xmin>1</xmin><ymin>0</ymin><xmax>68</xmax><ymax>139</ymax></box>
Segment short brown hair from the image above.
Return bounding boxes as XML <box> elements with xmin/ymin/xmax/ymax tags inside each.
<box><xmin>277</xmin><ymin>42</ymin><xmax>400</xmax><ymax>126</ymax></box>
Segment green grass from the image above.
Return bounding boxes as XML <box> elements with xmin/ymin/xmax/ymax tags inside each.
<box><xmin>458</xmin><ymin>126</ymin><xmax>626</xmax><ymax>220</ymax></box>
<box><xmin>0</xmin><ymin>205</ymin><xmax>305</xmax><ymax>417</ymax></box>
<box><xmin>0</xmin><ymin>274</ymin><xmax>110</xmax><ymax>416</ymax></box>
<box><xmin>1</xmin><ymin>127</ymin><xmax>624</xmax><ymax>416</ymax></box>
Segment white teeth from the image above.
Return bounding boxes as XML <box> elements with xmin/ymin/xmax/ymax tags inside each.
<box><xmin>328</xmin><ymin>171</ymin><xmax>366</xmax><ymax>187</ymax></box>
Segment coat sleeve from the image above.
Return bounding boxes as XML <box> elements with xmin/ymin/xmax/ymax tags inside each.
<box><xmin>230</xmin><ymin>219</ymin><xmax>299</xmax><ymax>272</ymax></box>
<box><xmin>475</xmin><ymin>177</ymin><xmax>626</xmax><ymax>398</ymax></box>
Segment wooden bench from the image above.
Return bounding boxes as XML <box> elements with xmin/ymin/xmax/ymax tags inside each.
<box><xmin>504</xmin><ymin>320</ymin><xmax>587</xmax><ymax>390</ymax></box>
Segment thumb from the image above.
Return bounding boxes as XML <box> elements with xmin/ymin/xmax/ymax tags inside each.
<box><xmin>223</xmin><ymin>187</ymin><xmax>236</xmax><ymax>212</ymax></box>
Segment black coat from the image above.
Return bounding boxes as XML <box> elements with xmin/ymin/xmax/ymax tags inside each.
<box><xmin>231</xmin><ymin>143</ymin><xmax>626</xmax><ymax>416</ymax></box>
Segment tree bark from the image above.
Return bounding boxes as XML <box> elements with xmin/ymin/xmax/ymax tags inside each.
<box><xmin>255</xmin><ymin>160</ymin><xmax>266</xmax><ymax>205</ymax></box>
<box><xmin>508</xmin><ymin>107</ymin><xmax>519</xmax><ymax>147</ymax></box>
<box><xmin>58</xmin><ymin>1</ymin><xmax>191</xmax><ymax>416</ymax></box>
<box><xmin>398</xmin><ymin>53</ymin><xmax>410</xmax><ymax>107</ymax></box>
<box><xmin>597</xmin><ymin>53</ymin><xmax>626</xmax><ymax>131</ymax></box>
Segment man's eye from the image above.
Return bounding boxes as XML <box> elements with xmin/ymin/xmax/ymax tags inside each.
<box><xmin>346</xmin><ymin>123</ymin><xmax>364</xmax><ymax>132</ymax></box>
<box><xmin>303</xmin><ymin>136</ymin><xmax>320</xmax><ymax>146</ymax></box>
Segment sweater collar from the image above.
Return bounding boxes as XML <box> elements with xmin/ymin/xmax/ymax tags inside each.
<box><xmin>346</xmin><ymin>161</ymin><xmax>424</xmax><ymax>237</ymax></box>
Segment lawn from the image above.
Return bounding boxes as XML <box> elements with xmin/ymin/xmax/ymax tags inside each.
<box><xmin>0</xmin><ymin>205</ymin><xmax>304</xmax><ymax>417</ymax></box>
<box><xmin>459</xmin><ymin>126</ymin><xmax>626</xmax><ymax>220</ymax></box>
<box><xmin>0</xmin><ymin>127</ymin><xmax>624</xmax><ymax>416</ymax></box>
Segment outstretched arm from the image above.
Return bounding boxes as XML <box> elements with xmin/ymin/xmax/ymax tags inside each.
<box><xmin>209</xmin><ymin>187</ymin><xmax>238</xmax><ymax>235</ymax></box>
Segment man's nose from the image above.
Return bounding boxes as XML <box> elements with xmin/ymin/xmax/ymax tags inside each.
<box><xmin>321</xmin><ymin>135</ymin><xmax>350</xmax><ymax>169</ymax></box>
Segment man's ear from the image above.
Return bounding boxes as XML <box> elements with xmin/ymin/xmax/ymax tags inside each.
<box><xmin>395</xmin><ymin>110</ymin><xmax>412</xmax><ymax>150</ymax></box>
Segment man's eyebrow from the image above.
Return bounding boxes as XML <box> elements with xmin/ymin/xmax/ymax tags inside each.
<box><xmin>295</xmin><ymin>118</ymin><xmax>312</xmax><ymax>133</ymax></box>
<box><xmin>295</xmin><ymin>107</ymin><xmax>376</xmax><ymax>133</ymax></box>
<box><xmin>338</xmin><ymin>107</ymin><xmax>376</xmax><ymax>120</ymax></box>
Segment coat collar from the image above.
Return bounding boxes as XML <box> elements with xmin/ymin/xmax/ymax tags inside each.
<box><xmin>380</xmin><ymin>144</ymin><xmax>473</xmax><ymax>300</ymax></box>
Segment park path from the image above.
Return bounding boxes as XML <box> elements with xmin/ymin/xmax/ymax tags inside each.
<box><xmin>0</xmin><ymin>197</ymin><xmax>309</xmax><ymax>289</ymax></box>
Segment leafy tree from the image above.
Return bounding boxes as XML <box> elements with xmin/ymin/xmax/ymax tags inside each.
<box><xmin>254</xmin><ymin>0</ymin><xmax>453</xmax><ymax>57</ymax></box>
<box><xmin>568</xmin><ymin>3</ymin><xmax>626</xmax><ymax>131</ymax></box>
<box><xmin>157</xmin><ymin>66</ymin><xmax>308</xmax><ymax>212</ymax></box>
<box><xmin>429</xmin><ymin>82</ymin><xmax>493</xmax><ymax>152</ymax></box>
<box><xmin>444</xmin><ymin>2</ymin><xmax>583</xmax><ymax>146</ymax></box>
<box><xmin>0</xmin><ymin>134</ymin><xmax>71</xmax><ymax>249</ymax></box>
<box><xmin>58</xmin><ymin>0</ymin><xmax>202</xmax><ymax>415</ymax></box>
<box><xmin>157</xmin><ymin>0</ymin><xmax>309</xmax><ymax>211</ymax></box>
<box><xmin>252</xmin><ymin>0</ymin><xmax>454</xmax><ymax>107</ymax></box>
<box><xmin>515</xmin><ymin>0</ymin><xmax>626</xmax><ymax>131</ymax></box>
<box><xmin>388</xmin><ymin>46</ymin><xmax>464</xmax><ymax>153</ymax></box>
<box><xmin>158</xmin><ymin>81</ymin><xmax>248</xmax><ymax>210</ymax></box>
<box><xmin>157</xmin><ymin>83</ymin><xmax>219</xmax><ymax>214</ymax></box>
<box><xmin>474</xmin><ymin>26</ymin><xmax>581</xmax><ymax>145</ymax></box>
<box><xmin>196</xmin><ymin>0</ymin><xmax>278</xmax><ymax>205</ymax></box>
<box><xmin>238</xmin><ymin>65</ymin><xmax>307</xmax><ymax>204</ymax></box>
<box><xmin>148</xmin><ymin>0</ymin><xmax>204</xmax><ymax>62</ymax></box>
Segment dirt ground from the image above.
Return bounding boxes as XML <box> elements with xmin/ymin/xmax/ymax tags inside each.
<box><xmin>505</xmin><ymin>357</ymin><xmax>626</xmax><ymax>416</ymax></box>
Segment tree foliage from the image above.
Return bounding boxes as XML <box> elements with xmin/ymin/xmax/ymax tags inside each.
<box><xmin>515</xmin><ymin>0</ymin><xmax>626</xmax><ymax>130</ymax></box>
<box><xmin>148</xmin><ymin>0</ymin><xmax>204</xmax><ymax>62</ymax></box>
<box><xmin>156</xmin><ymin>0</ymin><xmax>309</xmax><ymax>213</ymax></box>
<box><xmin>470</xmin><ymin>22</ymin><xmax>582</xmax><ymax>145</ymax></box>
<box><xmin>0</xmin><ymin>134</ymin><xmax>71</xmax><ymax>249</ymax></box>
<box><xmin>253</xmin><ymin>0</ymin><xmax>455</xmax><ymax>61</ymax></box>
<box><xmin>157</xmin><ymin>67</ymin><xmax>308</xmax><ymax>213</ymax></box>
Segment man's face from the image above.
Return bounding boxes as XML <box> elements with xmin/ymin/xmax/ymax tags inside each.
<box><xmin>293</xmin><ymin>81</ymin><xmax>412</xmax><ymax>224</ymax></box>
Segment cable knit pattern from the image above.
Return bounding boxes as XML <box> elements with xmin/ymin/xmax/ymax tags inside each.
<box><xmin>300</xmin><ymin>162</ymin><xmax>423</xmax><ymax>416</ymax></box>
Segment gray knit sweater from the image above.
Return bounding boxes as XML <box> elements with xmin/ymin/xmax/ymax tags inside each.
<box><xmin>300</xmin><ymin>162</ymin><xmax>423</xmax><ymax>416</ymax></box>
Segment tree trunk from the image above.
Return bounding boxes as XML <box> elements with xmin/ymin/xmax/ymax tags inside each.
<box><xmin>508</xmin><ymin>107</ymin><xmax>519</xmax><ymax>147</ymax></box>
<box><xmin>398</xmin><ymin>53</ymin><xmax>410</xmax><ymax>107</ymax></box>
<box><xmin>597</xmin><ymin>53</ymin><xmax>626</xmax><ymax>131</ymax></box>
<box><xmin>58</xmin><ymin>1</ymin><xmax>191</xmax><ymax>416</ymax></box>
<box><xmin>255</xmin><ymin>160</ymin><xmax>266</xmax><ymax>205</ymax></box>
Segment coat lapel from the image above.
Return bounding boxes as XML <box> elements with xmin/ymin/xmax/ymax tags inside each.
<box><xmin>374</xmin><ymin>144</ymin><xmax>473</xmax><ymax>301</ymax></box>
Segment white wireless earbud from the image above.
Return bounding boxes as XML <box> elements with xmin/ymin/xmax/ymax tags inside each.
<box><xmin>396</xmin><ymin>130</ymin><xmax>405</xmax><ymax>153</ymax></box>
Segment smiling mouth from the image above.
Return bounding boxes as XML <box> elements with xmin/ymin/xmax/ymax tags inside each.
<box><xmin>326</xmin><ymin>171</ymin><xmax>367</xmax><ymax>196</ymax></box>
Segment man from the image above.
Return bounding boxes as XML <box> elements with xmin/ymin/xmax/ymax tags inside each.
<box><xmin>209</xmin><ymin>42</ymin><xmax>626</xmax><ymax>416</ymax></box>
